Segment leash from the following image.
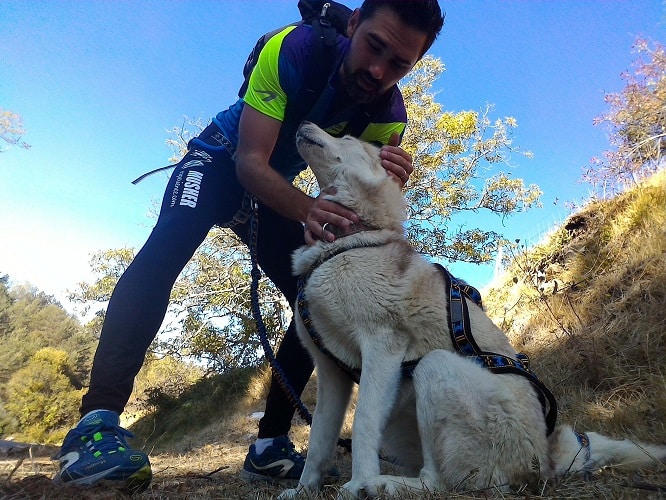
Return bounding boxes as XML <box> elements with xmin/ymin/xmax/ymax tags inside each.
<box><xmin>249</xmin><ymin>198</ymin><xmax>313</xmax><ymax>425</ymax></box>
<box><xmin>248</xmin><ymin>200</ymin><xmax>352</xmax><ymax>452</ymax></box>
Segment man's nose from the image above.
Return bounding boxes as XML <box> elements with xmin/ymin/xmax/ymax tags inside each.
<box><xmin>369</xmin><ymin>62</ymin><xmax>384</xmax><ymax>80</ymax></box>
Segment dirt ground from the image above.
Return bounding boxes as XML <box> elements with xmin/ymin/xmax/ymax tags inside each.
<box><xmin>2</xmin><ymin>437</ymin><xmax>666</xmax><ymax>500</ymax></box>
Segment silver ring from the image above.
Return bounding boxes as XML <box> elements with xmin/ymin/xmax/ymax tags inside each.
<box><xmin>322</xmin><ymin>222</ymin><xmax>330</xmax><ymax>238</ymax></box>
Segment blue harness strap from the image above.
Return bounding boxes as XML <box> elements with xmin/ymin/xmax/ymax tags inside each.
<box><xmin>435</xmin><ymin>263</ymin><xmax>558</xmax><ymax>436</ymax></box>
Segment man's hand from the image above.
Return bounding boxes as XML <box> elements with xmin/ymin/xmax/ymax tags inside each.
<box><xmin>304</xmin><ymin>188</ymin><xmax>359</xmax><ymax>245</ymax></box>
<box><xmin>380</xmin><ymin>132</ymin><xmax>413</xmax><ymax>187</ymax></box>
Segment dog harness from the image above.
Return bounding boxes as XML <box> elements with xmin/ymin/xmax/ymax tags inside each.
<box><xmin>297</xmin><ymin>247</ymin><xmax>558</xmax><ymax>435</ymax></box>
<box><xmin>435</xmin><ymin>264</ymin><xmax>558</xmax><ymax>436</ymax></box>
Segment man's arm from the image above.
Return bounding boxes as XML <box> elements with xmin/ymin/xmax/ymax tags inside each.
<box><xmin>235</xmin><ymin>107</ymin><xmax>412</xmax><ymax>244</ymax></box>
<box><xmin>235</xmin><ymin>105</ymin><xmax>359</xmax><ymax>233</ymax></box>
<box><xmin>235</xmin><ymin>105</ymin><xmax>313</xmax><ymax>223</ymax></box>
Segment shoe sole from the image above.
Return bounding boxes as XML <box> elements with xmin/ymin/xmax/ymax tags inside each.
<box><xmin>54</xmin><ymin>464</ymin><xmax>152</xmax><ymax>494</ymax></box>
<box><xmin>123</xmin><ymin>464</ymin><xmax>153</xmax><ymax>494</ymax></box>
<box><xmin>239</xmin><ymin>468</ymin><xmax>299</xmax><ymax>484</ymax></box>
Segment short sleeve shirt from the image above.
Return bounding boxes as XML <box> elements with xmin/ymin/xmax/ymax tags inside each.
<box><xmin>214</xmin><ymin>24</ymin><xmax>408</xmax><ymax>181</ymax></box>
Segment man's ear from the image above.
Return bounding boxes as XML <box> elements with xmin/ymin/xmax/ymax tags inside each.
<box><xmin>347</xmin><ymin>8</ymin><xmax>361</xmax><ymax>37</ymax></box>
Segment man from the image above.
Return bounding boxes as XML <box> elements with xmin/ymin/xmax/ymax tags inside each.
<box><xmin>56</xmin><ymin>0</ymin><xmax>444</xmax><ymax>491</ymax></box>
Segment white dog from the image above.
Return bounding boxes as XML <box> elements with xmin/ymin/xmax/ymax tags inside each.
<box><xmin>280</xmin><ymin>122</ymin><xmax>666</xmax><ymax>498</ymax></box>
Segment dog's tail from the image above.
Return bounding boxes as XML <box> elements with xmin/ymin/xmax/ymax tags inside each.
<box><xmin>548</xmin><ymin>424</ymin><xmax>666</xmax><ymax>477</ymax></box>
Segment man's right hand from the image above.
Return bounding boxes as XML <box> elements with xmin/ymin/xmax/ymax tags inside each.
<box><xmin>304</xmin><ymin>188</ymin><xmax>359</xmax><ymax>245</ymax></box>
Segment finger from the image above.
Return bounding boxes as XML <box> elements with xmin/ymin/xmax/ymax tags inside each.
<box><xmin>316</xmin><ymin>198</ymin><xmax>359</xmax><ymax>226</ymax></box>
<box><xmin>304</xmin><ymin>228</ymin><xmax>317</xmax><ymax>246</ymax></box>
<box><xmin>383</xmin><ymin>147</ymin><xmax>413</xmax><ymax>170</ymax></box>
<box><xmin>305</xmin><ymin>217</ymin><xmax>335</xmax><ymax>243</ymax></box>
<box><xmin>321</xmin><ymin>222</ymin><xmax>331</xmax><ymax>240</ymax></box>
<box><xmin>387</xmin><ymin>132</ymin><xmax>400</xmax><ymax>147</ymax></box>
<box><xmin>380</xmin><ymin>152</ymin><xmax>413</xmax><ymax>186</ymax></box>
<box><xmin>304</xmin><ymin>228</ymin><xmax>319</xmax><ymax>246</ymax></box>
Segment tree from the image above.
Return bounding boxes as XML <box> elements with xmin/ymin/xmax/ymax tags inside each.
<box><xmin>584</xmin><ymin>38</ymin><xmax>666</xmax><ymax>196</ymax></box>
<box><xmin>0</xmin><ymin>275</ymin><xmax>12</xmax><ymax>337</ymax></box>
<box><xmin>5</xmin><ymin>348</ymin><xmax>83</xmax><ymax>442</ymax></box>
<box><xmin>0</xmin><ymin>109</ymin><xmax>30</xmax><ymax>152</ymax></box>
<box><xmin>72</xmin><ymin>56</ymin><xmax>540</xmax><ymax>371</ymax></box>
<box><xmin>399</xmin><ymin>56</ymin><xmax>540</xmax><ymax>262</ymax></box>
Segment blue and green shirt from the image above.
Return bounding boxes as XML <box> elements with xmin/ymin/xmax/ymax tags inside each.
<box><xmin>213</xmin><ymin>23</ymin><xmax>407</xmax><ymax>181</ymax></box>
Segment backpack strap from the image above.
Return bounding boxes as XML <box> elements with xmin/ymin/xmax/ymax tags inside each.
<box><xmin>288</xmin><ymin>3</ymin><xmax>348</xmax><ymax>123</ymax></box>
<box><xmin>238</xmin><ymin>22</ymin><xmax>302</xmax><ymax>98</ymax></box>
<box><xmin>241</xmin><ymin>2</ymin><xmax>387</xmax><ymax>139</ymax></box>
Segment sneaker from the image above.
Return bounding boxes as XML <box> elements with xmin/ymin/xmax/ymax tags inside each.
<box><xmin>241</xmin><ymin>435</ymin><xmax>305</xmax><ymax>482</ymax></box>
<box><xmin>54</xmin><ymin>410</ymin><xmax>152</xmax><ymax>493</ymax></box>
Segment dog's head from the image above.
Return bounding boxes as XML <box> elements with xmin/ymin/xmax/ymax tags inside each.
<box><xmin>295</xmin><ymin>122</ymin><xmax>407</xmax><ymax>231</ymax></box>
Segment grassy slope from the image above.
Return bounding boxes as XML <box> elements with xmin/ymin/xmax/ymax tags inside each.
<box><xmin>484</xmin><ymin>170</ymin><xmax>666</xmax><ymax>444</ymax></box>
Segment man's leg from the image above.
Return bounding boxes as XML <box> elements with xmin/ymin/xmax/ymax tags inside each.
<box><xmin>59</xmin><ymin>139</ymin><xmax>240</xmax><ymax>490</ymax></box>
<box><xmin>236</xmin><ymin>201</ymin><xmax>314</xmax><ymax>481</ymax></box>
<box><xmin>82</xmin><ymin>159</ymin><xmax>235</xmax><ymax>414</ymax></box>
<box><xmin>80</xmin><ymin>218</ymin><xmax>209</xmax><ymax>415</ymax></box>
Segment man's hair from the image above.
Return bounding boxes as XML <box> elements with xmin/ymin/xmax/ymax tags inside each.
<box><xmin>358</xmin><ymin>0</ymin><xmax>444</xmax><ymax>57</ymax></box>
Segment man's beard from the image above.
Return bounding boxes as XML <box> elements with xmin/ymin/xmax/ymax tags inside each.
<box><xmin>342</xmin><ymin>60</ymin><xmax>382</xmax><ymax>104</ymax></box>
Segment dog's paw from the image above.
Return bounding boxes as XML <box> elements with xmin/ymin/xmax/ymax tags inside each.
<box><xmin>337</xmin><ymin>480</ymin><xmax>367</xmax><ymax>499</ymax></box>
<box><xmin>358</xmin><ymin>476</ymin><xmax>401</xmax><ymax>497</ymax></box>
<box><xmin>278</xmin><ymin>485</ymin><xmax>314</xmax><ymax>499</ymax></box>
<box><xmin>359</xmin><ymin>474</ymin><xmax>434</xmax><ymax>497</ymax></box>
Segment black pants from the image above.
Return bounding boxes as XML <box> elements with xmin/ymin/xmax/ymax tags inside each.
<box><xmin>80</xmin><ymin>124</ymin><xmax>314</xmax><ymax>438</ymax></box>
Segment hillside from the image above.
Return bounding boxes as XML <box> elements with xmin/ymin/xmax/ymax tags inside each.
<box><xmin>484</xmin><ymin>169</ymin><xmax>666</xmax><ymax>444</ymax></box>
<box><xmin>2</xmin><ymin>172</ymin><xmax>666</xmax><ymax>498</ymax></box>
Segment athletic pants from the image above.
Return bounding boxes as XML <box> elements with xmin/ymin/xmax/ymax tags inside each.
<box><xmin>80</xmin><ymin>123</ymin><xmax>314</xmax><ymax>438</ymax></box>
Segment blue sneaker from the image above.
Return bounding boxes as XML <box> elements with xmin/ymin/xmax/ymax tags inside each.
<box><xmin>241</xmin><ymin>435</ymin><xmax>305</xmax><ymax>482</ymax></box>
<box><xmin>55</xmin><ymin>410</ymin><xmax>152</xmax><ymax>493</ymax></box>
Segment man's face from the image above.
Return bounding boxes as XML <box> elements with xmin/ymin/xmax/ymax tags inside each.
<box><xmin>342</xmin><ymin>7</ymin><xmax>428</xmax><ymax>103</ymax></box>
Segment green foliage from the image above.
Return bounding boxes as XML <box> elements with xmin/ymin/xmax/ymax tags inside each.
<box><xmin>130</xmin><ymin>365</ymin><xmax>257</xmax><ymax>448</ymax></box>
<box><xmin>165</xmin><ymin>230</ymin><xmax>290</xmax><ymax>372</ymax></box>
<box><xmin>585</xmin><ymin>37</ymin><xmax>666</xmax><ymax>196</ymax></box>
<box><xmin>0</xmin><ymin>283</ymin><xmax>95</xmax><ymax>388</ymax></box>
<box><xmin>5</xmin><ymin>348</ymin><xmax>83</xmax><ymax>443</ymax></box>
<box><xmin>126</xmin><ymin>354</ymin><xmax>204</xmax><ymax>418</ymax></box>
<box><xmin>68</xmin><ymin>248</ymin><xmax>135</xmax><ymax>305</ymax></box>
<box><xmin>400</xmin><ymin>56</ymin><xmax>541</xmax><ymax>263</ymax></box>
<box><xmin>0</xmin><ymin>279</ymin><xmax>98</xmax><ymax>441</ymax></box>
<box><xmin>0</xmin><ymin>275</ymin><xmax>12</xmax><ymax>337</ymax></box>
<box><xmin>0</xmin><ymin>108</ymin><xmax>30</xmax><ymax>152</ymax></box>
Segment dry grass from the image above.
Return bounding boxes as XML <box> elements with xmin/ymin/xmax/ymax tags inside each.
<box><xmin>3</xmin><ymin>172</ymin><xmax>666</xmax><ymax>498</ymax></box>
<box><xmin>3</xmin><ymin>399</ymin><xmax>666</xmax><ymax>500</ymax></box>
<box><xmin>484</xmin><ymin>170</ymin><xmax>666</xmax><ymax>444</ymax></box>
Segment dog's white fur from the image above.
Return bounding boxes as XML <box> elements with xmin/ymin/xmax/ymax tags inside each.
<box><xmin>279</xmin><ymin>122</ymin><xmax>666</xmax><ymax>498</ymax></box>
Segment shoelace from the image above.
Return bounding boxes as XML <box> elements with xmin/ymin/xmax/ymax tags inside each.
<box><xmin>66</xmin><ymin>422</ymin><xmax>135</xmax><ymax>455</ymax></box>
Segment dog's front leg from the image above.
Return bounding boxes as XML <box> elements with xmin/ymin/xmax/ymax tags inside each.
<box><xmin>341</xmin><ymin>339</ymin><xmax>406</xmax><ymax>498</ymax></box>
<box><xmin>280</xmin><ymin>350</ymin><xmax>353</xmax><ymax>499</ymax></box>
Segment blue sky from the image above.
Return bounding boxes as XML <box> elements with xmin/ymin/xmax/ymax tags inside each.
<box><xmin>1</xmin><ymin>1</ymin><xmax>665</xmax><ymax>315</ymax></box>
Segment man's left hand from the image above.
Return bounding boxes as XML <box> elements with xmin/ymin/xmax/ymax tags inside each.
<box><xmin>380</xmin><ymin>132</ymin><xmax>413</xmax><ymax>187</ymax></box>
